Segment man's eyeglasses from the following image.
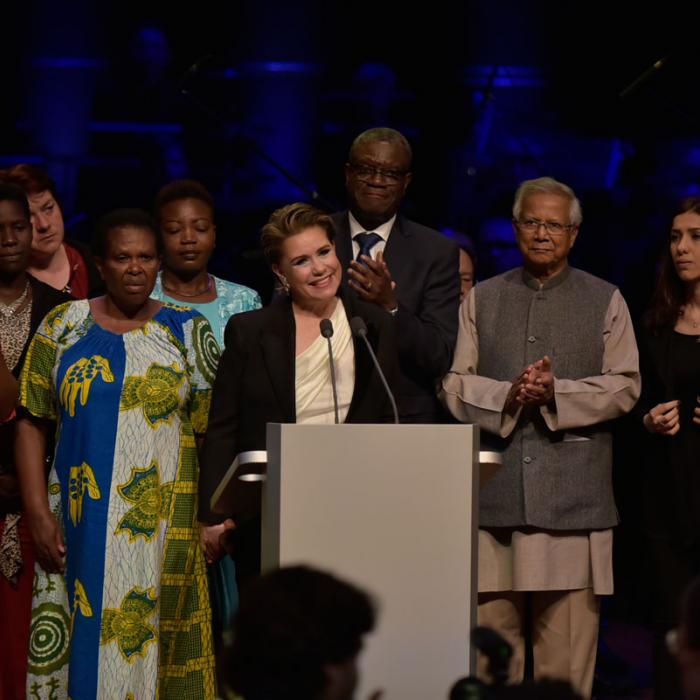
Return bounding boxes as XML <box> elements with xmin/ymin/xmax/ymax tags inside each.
<box><xmin>514</xmin><ymin>219</ymin><xmax>576</xmax><ymax>236</ymax></box>
<box><xmin>348</xmin><ymin>162</ymin><xmax>408</xmax><ymax>183</ymax></box>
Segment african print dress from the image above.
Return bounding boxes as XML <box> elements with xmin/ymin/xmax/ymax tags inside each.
<box><xmin>19</xmin><ymin>300</ymin><xmax>220</xmax><ymax>700</ymax></box>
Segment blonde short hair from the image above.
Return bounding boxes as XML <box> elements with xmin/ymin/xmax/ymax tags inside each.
<box><xmin>261</xmin><ymin>203</ymin><xmax>335</xmax><ymax>265</ymax></box>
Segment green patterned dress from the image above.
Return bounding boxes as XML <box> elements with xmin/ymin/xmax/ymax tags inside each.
<box><xmin>19</xmin><ymin>300</ymin><xmax>219</xmax><ymax>700</ymax></box>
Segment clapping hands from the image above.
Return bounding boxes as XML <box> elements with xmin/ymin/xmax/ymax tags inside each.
<box><xmin>347</xmin><ymin>251</ymin><xmax>398</xmax><ymax>312</ymax></box>
<box><xmin>505</xmin><ymin>355</ymin><xmax>555</xmax><ymax>413</ymax></box>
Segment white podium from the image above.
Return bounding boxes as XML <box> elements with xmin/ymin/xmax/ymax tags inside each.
<box><xmin>261</xmin><ymin>423</ymin><xmax>480</xmax><ymax>700</ymax></box>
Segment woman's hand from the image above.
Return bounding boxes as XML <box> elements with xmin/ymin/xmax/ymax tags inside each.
<box><xmin>643</xmin><ymin>399</ymin><xmax>681</xmax><ymax>435</ymax></box>
<box><xmin>694</xmin><ymin>396</ymin><xmax>700</xmax><ymax>426</ymax></box>
<box><xmin>28</xmin><ymin>509</ymin><xmax>66</xmax><ymax>573</ymax></box>
<box><xmin>200</xmin><ymin>519</ymin><xmax>235</xmax><ymax>564</ymax></box>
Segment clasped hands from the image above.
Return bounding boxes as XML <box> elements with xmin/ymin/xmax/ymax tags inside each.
<box><xmin>505</xmin><ymin>355</ymin><xmax>555</xmax><ymax>414</ymax></box>
<box><xmin>644</xmin><ymin>397</ymin><xmax>700</xmax><ymax>436</ymax></box>
<box><xmin>200</xmin><ymin>519</ymin><xmax>236</xmax><ymax>564</ymax></box>
<box><xmin>347</xmin><ymin>251</ymin><xmax>398</xmax><ymax>313</ymax></box>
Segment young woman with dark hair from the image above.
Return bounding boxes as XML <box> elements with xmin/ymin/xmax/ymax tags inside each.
<box><xmin>639</xmin><ymin>196</ymin><xmax>700</xmax><ymax>698</ymax></box>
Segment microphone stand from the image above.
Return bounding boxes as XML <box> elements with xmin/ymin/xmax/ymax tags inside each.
<box><xmin>320</xmin><ymin>319</ymin><xmax>340</xmax><ymax>424</ymax></box>
<box><xmin>350</xmin><ymin>317</ymin><xmax>399</xmax><ymax>424</ymax></box>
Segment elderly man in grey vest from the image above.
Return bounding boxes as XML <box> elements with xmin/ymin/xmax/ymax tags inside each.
<box><xmin>441</xmin><ymin>177</ymin><xmax>640</xmax><ymax>698</ymax></box>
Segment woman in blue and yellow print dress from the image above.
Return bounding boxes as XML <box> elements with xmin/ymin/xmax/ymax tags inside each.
<box><xmin>150</xmin><ymin>180</ymin><xmax>262</xmax><ymax>649</ymax></box>
<box><xmin>15</xmin><ymin>210</ymin><xmax>218</xmax><ymax>700</ymax></box>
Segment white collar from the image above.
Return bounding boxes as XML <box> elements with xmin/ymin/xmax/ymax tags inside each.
<box><xmin>348</xmin><ymin>212</ymin><xmax>396</xmax><ymax>241</ymax></box>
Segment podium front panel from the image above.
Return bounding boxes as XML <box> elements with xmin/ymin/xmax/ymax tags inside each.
<box><xmin>263</xmin><ymin>423</ymin><xmax>479</xmax><ymax>700</ymax></box>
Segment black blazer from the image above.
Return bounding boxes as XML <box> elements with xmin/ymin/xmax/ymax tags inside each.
<box><xmin>198</xmin><ymin>289</ymin><xmax>397</xmax><ymax>523</ymax></box>
<box><xmin>331</xmin><ymin>211</ymin><xmax>459</xmax><ymax>421</ymax></box>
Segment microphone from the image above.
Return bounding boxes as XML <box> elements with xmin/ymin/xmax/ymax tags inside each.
<box><xmin>471</xmin><ymin>626</ymin><xmax>513</xmax><ymax>686</ymax></box>
<box><xmin>349</xmin><ymin>317</ymin><xmax>399</xmax><ymax>424</ymax></box>
<box><xmin>448</xmin><ymin>676</ymin><xmax>485</xmax><ymax>700</ymax></box>
<box><xmin>320</xmin><ymin>319</ymin><xmax>340</xmax><ymax>424</ymax></box>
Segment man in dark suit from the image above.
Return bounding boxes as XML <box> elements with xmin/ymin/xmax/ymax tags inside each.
<box><xmin>332</xmin><ymin>127</ymin><xmax>460</xmax><ymax>422</ymax></box>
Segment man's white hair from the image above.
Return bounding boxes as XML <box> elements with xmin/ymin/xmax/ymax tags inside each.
<box><xmin>512</xmin><ymin>177</ymin><xmax>582</xmax><ymax>226</ymax></box>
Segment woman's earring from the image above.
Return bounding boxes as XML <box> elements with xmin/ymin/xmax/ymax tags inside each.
<box><xmin>279</xmin><ymin>276</ymin><xmax>290</xmax><ymax>295</ymax></box>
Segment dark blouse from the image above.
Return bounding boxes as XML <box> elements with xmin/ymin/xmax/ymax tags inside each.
<box><xmin>0</xmin><ymin>277</ymin><xmax>71</xmax><ymax>516</ymax></box>
<box><xmin>640</xmin><ymin>328</ymin><xmax>700</xmax><ymax>548</ymax></box>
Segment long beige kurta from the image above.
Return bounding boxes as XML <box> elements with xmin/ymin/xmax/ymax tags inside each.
<box><xmin>441</xmin><ymin>286</ymin><xmax>640</xmax><ymax>595</ymax></box>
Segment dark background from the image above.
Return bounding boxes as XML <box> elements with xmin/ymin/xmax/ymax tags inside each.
<box><xmin>4</xmin><ymin>0</ymin><xmax>700</xmax><ymax>650</ymax></box>
<box><xmin>5</xmin><ymin>1</ymin><xmax>700</xmax><ymax>309</ymax></box>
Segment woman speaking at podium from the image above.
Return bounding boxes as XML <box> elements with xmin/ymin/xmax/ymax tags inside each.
<box><xmin>198</xmin><ymin>202</ymin><xmax>397</xmax><ymax>585</ymax></box>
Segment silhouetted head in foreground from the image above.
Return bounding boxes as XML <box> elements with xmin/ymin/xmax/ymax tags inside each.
<box><xmin>226</xmin><ymin>565</ymin><xmax>376</xmax><ymax>700</ymax></box>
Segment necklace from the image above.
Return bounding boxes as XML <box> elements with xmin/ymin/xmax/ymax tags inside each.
<box><xmin>0</xmin><ymin>280</ymin><xmax>31</xmax><ymax>371</ymax></box>
<box><xmin>0</xmin><ymin>279</ymin><xmax>30</xmax><ymax>317</ymax></box>
<box><xmin>162</xmin><ymin>274</ymin><xmax>213</xmax><ymax>298</ymax></box>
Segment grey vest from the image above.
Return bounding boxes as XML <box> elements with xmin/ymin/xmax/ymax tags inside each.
<box><xmin>474</xmin><ymin>266</ymin><xmax>618</xmax><ymax>530</ymax></box>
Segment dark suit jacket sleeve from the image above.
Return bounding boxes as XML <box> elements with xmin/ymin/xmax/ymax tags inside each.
<box><xmin>394</xmin><ymin>238</ymin><xmax>459</xmax><ymax>379</ymax></box>
<box><xmin>198</xmin><ymin>316</ymin><xmax>245</xmax><ymax>524</ymax></box>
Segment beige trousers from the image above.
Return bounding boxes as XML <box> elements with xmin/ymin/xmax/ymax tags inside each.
<box><xmin>477</xmin><ymin>588</ymin><xmax>600</xmax><ymax>699</ymax></box>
